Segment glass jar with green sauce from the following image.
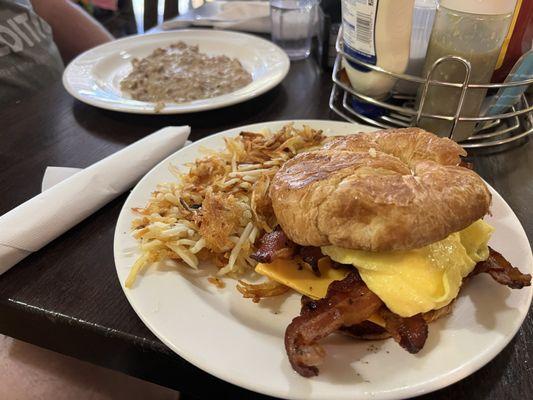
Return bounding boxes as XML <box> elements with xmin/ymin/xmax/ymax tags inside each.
<box><xmin>416</xmin><ymin>0</ymin><xmax>515</xmax><ymax>141</ymax></box>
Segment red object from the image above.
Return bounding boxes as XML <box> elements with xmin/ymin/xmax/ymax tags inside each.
<box><xmin>492</xmin><ymin>0</ymin><xmax>533</xmax><ymax>82</ymax></box>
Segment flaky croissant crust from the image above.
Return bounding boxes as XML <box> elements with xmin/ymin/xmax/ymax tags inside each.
<box><xmin>270</xmin><ymin>128</ymin><xmax>491</xmax><ymax>251</ymax></box>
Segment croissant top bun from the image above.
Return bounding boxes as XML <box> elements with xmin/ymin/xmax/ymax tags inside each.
<box><xmin>270</xmin><ymin>128</ymin><xmax>491</xmax><ymax>252</ymax></box>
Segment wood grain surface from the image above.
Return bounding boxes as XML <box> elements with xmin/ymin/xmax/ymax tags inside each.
<box><xmin>0</xmin><ymin>57</ymin><xmax>531</xmax><ymax>400</ymax></box>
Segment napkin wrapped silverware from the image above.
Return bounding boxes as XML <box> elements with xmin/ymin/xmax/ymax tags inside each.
<box><xmin>0</xmin><ymin>126</ymin><xmax>191</xmax><ymax>275</ymax></box>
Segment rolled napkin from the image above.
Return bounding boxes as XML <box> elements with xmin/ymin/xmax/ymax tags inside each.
<box><xmin>0</xmin><ymin>126</ymin><xmax>191</xmax><ymax>275</ymax></box>
<box><xmin>41</xmin><ymin>167</ymin><xmax>82</xmax><ymax>192</ymax></box>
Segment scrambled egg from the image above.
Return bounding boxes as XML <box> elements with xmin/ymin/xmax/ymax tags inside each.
<box><xmin>256</xmin><ymin>220</ymin><xmax>494</xmax><ymax>319</ymax></box>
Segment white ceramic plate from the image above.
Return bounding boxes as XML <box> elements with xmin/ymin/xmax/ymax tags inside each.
<box><xmin>63</xmin><ymin>30</ymin><xmax>289</xmax><ymax>114</ymax></box>
<box><xmin>114</xmin><ymin>120</ymin><xmax>533</xmax><ymax>400</ymax></box>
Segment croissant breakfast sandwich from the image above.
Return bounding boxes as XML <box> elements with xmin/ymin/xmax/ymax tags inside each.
<box><xmin>249</xmin><ymin>128</ymin><xmax>531</xmax><ymax>377</ymax></box>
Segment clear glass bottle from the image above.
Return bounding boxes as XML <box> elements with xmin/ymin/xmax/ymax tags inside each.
<box><xmin>416</xmin><ymin>0</ymin><xmax>516</xmax><ymax>141</ymax></box>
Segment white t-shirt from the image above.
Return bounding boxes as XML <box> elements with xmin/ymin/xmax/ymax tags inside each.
<box><xmin>0</xmin><ymin>0</ymin><xmax>64</xmax><ymax>105</ymax></box>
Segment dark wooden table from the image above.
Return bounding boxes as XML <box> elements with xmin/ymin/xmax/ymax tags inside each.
<box><xmin>0</xmin><ymin>57</ymin><xmax>531</xmax><ymax>400</ymax></box>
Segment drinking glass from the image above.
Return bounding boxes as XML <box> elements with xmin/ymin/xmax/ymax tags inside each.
<box><xmin>270</xmin><ymin>0</ymin><xmax>318</xmax><ymax>60</ymax></box>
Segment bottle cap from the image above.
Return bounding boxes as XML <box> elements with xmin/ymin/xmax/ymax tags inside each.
<box><xmin>439</xmin><ymin>0</ymin><xmax>516</xmax><ymax>15</ymax></box>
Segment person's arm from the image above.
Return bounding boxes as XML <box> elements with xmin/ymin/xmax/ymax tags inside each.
<box><xmin>30</xmin><ymin>0</ymin><xmax>114</xmax><ymax>63</ymax></box>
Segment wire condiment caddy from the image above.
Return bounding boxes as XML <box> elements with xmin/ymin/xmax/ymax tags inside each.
<box><xmin>329</xmin><ymin>29</ymin><xmax>533</xmax><ymax>148</ymax></box>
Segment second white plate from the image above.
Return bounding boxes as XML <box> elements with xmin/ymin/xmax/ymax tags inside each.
<box><xmin>63</xmin><ymin>30</ymin><xmax>290</xmax><ymax>114</ymax></box>
<box><xmin>114</xmin><ymin>120</ymin><xmax>532</xmax><ymax>400</ymax></box>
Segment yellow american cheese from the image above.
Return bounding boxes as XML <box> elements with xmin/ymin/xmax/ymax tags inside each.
<box><xmin>256</xmin><ymin>220</ymin><xmax>494</xmax><ymax>321</ymax></box>
<box><xmin>255</xmin><ymin>258</ymin><xmax>385</xmax><ymax>326</ymax></box>
<box><xmin>255</xmin><ymin>258</ymin><xmax>348</xmax><ymax>299</ymax></box>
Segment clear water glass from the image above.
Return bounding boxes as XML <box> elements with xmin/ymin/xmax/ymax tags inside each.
<box><xmin>270</xmin><ymin>0</ymin><xmax>318</xmax><ymax>61</ymax></box>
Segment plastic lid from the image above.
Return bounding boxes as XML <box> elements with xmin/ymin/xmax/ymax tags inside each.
<box><xmin>439</xmin><ymin>0</ymin><xmax>516</xmax><ymax>15</ymax></box>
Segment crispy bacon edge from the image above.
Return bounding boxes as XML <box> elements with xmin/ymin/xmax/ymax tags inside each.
<box><xmin>379</xmin><ymin>309</ymin><xmax>428</xmax><ymax>354</ymax></box>
<box><xmin>285</xmin><ymin>273</ymin><xmax>430</xmax><ymax>378</ymax></box>
<box><xmin>342</xmin><ymin>303</ymin><xmax>454</xmax><ymax>342</ymax></box>
<box><xmin>250</xmin><ymin>227</ymin><xmax>294</xmax><ymax>263</ymax></box>
<box><xmin>469</xmin><ymin>247</ymin><xmax>531</xmax><ymax>289</ymax></box>
<box><xmin>284</xmin><ymin>271</ymin><xmax>383</xmax><ymax>377</ymax></box>
<box><xmin>251</xmin><ymin>229</ymin><xmax>341</xmax><ymax>278</ymax></box>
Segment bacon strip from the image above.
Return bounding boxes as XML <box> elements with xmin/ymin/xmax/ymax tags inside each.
<box><xmin>470</xmin><ymin>247</ymin><xmax>531</xmax><ymax>289</ymax></box>
<box><xmin>380</xmin><ymin>309</ymin><xmax>428</xmax><ymax>354</ymax></box>
<box><xmin>285</xmin><ymin>271</ymin><xmax>382</xmax><ymax>377</ymax></box>
<box><xmin>250</xmin><ymin>227</ymin><xmax>294</xmax><ymax>263</ymax></box>
<box><xmin>342</xmin><ymin>302</ymin><xmax>454</xmax><ymax>341</ymax></box>
<box><xmin>340</xmin><ymin>320</ymin><xmax>389</xmax><ymax>340</ymax></box>
<box><xmin>298</xmin><ymin>246</ymin><xmax>324</xmax><ymax>277</ymax></box>
<box><xmin>341</xmin><ymin>309</ymin><xmax>429</xmax><ymax>353</ymax></box>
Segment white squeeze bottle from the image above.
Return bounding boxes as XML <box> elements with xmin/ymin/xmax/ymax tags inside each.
<box><xmin>341</xmin><ymin>0</ymin><xmax>415</xmax><ymax>99</ymax></box>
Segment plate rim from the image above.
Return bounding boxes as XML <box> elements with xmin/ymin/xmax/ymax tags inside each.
<box><xmin>113</xmin><ymin>120</ymin><xmax>533</xmax><ymax>400</ymax></box>
<box><xmin>62</xmin><ymin>29</ymin><xmax>290</xmax><ymax>114</ymax></box>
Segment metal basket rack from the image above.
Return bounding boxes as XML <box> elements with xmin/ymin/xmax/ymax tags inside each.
<box><xmin>329</xmin><ymin>29</ymin><xmax>533</xmax><ymax>148</ymax></box>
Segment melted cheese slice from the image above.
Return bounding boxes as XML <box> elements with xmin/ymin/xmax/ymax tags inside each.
<box><xmin>255</xmin><ymin>258</ymin><xmax>387</xmax><ymax>326</ymax></box>
<box><xmin>322</xmin><ymin>219</ymin><xmax>494</xmax><ymax>317</ymax></box>
<box><xmin>256</xmin><ymin>258</ymin><xmax>348</xmax><ymax>299</ymax></box>
<box><xmin>256</xmin><ymin>220</ymin><xmax>493</xmax><ymax>321</ymax></box>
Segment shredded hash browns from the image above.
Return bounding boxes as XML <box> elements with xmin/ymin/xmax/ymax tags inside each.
<box><xmin>126</xmin><ymin>125</ymin><xmax>325</xmax><ymax>288</ymax></box>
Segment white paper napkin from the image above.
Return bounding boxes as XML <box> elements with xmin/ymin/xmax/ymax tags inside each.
<box><xmin>41</xmin><ymin>167</ymin><xmax>82</xmax><ymax>192</ymax></box>
<box><xmin>0</xmin><ymin>126</ymin><xmax>191</xmax><ymax>275</ymax></box>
